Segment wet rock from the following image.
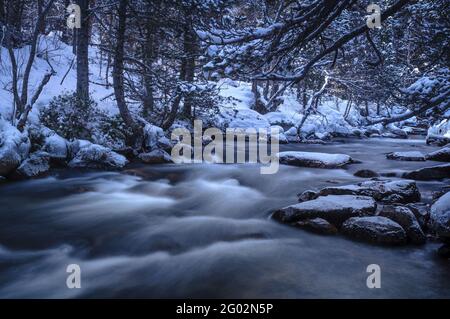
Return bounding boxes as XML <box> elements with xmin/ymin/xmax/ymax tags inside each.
<box><xmin>272</xmin><ymin>195</ymin><xmax>376</xmax><ymax>227</ymax></box>
<box><xmin>342</xmin><ymin>216</ymin><xmax>407</xmax><ymax>245</ymax></box>
<box><xmin>354</xmin><ymin>169</ymin><xmax>379</xmax><ymax>178</ymax></box>
<box><xmin>386</xmin><ymin>151</ymin><xmax>426</xmax><ymax>161</ymax></box>
<box><xmin>138</xmin><ymin>149</ymin><xmax>173</xmax><ymax>164</ymax></box>
<box><xmin>297</xmin><ymin>190</ymin><xmax>318</xmax><ymax>202</ymax></box>
<box><xmin>68</xmin><ymin>140</ymin><xmax>128</xmax><ymax>169</ymax></box>
<box><xmin>15</xmin><ymin>152</ymin><xmax>50</xmax><ymax>178</ymax></box>
<box><xmin>406</xmin><ymin>203</ymin><xmax>430</xmax><ymax>230</ymax></box>
<box><xmin>426</xmin><ymin>147</ymin><xmax>450</xmax><ymax>162</ymax></box>
<box><xmin>437</xmin><ymin>244</ymin><xmax>450</xmax><ymax>259</ymax></box>
<box><xmin>403</xmin><ymin>164</ymin><xmax>450</xmax><ymax>181</ymax></box>
<box><xmin>379</xmin><ymin>205</ymin><xmax>426</xmax><ymax>244</ymax></box>
<box><xmin>317</xmin><ymin>180</ymin><xmax>421</xmax><ymax>204</ymax></box>
<box><xmin>277</xmin><ymin>151</ymin><xmax>352</xmax><ymax>168</ymax></box>
<box><xmin>429</xmin><ymin>192</ymin><xmax>450</xmax><ymax>240</ymax></box>
<box><xmin>295</xmin><ymin>218</ymin><xmax>338</xmax><ymax>235</ymax></box>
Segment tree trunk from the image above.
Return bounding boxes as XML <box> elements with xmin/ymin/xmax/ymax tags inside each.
<box><xmin>76</xmin><ymin>0</ymin><xmax>90</xmax><ymax>102</ymax></box>
<box><xmin>113</xmin><ymin>0</ymin><xmax>141</xmax><ymax>147</ymax></box>
<box><xmin>182</xmin><ymin>17</ymin><xmax>196</xmax><ymax>118</ymax></box>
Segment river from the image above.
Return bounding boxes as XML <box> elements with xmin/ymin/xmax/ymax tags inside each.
<box><xmin>0</xmin><ymin>137</ymin><xmax>449</xmax><ymax>298</ymax></box>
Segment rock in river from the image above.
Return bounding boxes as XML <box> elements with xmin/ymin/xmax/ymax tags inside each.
<box><xmin>354</xmin><ymin>169</ymin><xmax>379</xmax><ymax>178</ymax></box>
<box><xmin>426</xmin><ymin>147</ymin><xmax>450</xmax><ymax>162</ymax></box>
<box><xmin>403</xmin><ymin>164</ymin><xmax>450</xmax><ymax>181</ymax></box>
<box><xmin>295</xmin><ymin>218</ymin><xmax>338</xmax><ymax>235</ymax></box>
<box><xmin>342</xmin><ymin>216</ymin><xmax>407</xmax><ymax>245</ymax></box>
<box><xmin>429</xmin><ymin>192</ymin><xmax>450</xmax><ymax>240</ymax></box>
<box><xmin>272</xmin><ymin>195</ymin><xmax>376</xmax><ymax>226</ymax></box>
<box><xmin>317</xmin><ymin>179</ymin><xmax>421</xmax><ymax>204</ymax></box>
<box><xmin>276</xmin><ymin>151</ymin><xmax>353</xmax><ymax>168</ymax></box>
<box><xmin>386</xmin><ymin>151</ymin><xmax>426</xmax><ymax>161</ymax></box>
<box><xmin>139</xmin><ymin>149</ymin><xmax>173</xmax><ymax>164</ymax></box>
<box><xmin>379</xmin><ymin>205</ymin><xmax>426</xmax><ymax>244</ymax></box>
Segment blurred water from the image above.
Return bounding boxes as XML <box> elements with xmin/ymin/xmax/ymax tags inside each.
<box><xmin>0</xmin><ymin>137</ymin><xmax>448</xmax><ymax>298</ymax></box>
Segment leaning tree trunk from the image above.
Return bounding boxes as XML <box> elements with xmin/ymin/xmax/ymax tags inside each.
<box><xmin>75</xmin><ymin>0</ymin><xmax>90</xmax><ymax>102</ymax></box>
<box><xmin>113</xmin><ymin>0</ymin><xmax>142</xmax><ymax>148</ymax></box>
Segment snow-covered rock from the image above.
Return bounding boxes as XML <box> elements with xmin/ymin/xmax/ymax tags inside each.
<box><xmin>144</xmin><ymin>124</ymin><xmax>172</xmax><ymax>152</ymax></box>
<box><xmin>317</xmin><ymin>180</ymin><xmax>421</xmax><ymax>204</ymax></box>
<box><xmin>426</xmin><ymin>146</ymin><xmax>450</xmax><ymax>162</ymax></box>
<box><xmin>403</xmin><ymin>163</ymin><xmax>450</xmax><ymax>181</ymax></box>
<box><xmin>427</xmin><ymin>119</ymin><xmax>450</xmax><ymax>146</ymax></box>
<box><xmin>386</xmin><ymin>151</ymin><xmax>425</xmax><ymax>161</ymax></box>
<box><xmin>379</xmin><ymin>205</ymin><xmax>426</xmax><ymax>244</ymax></box>
<box><xmin>0</xmin><ymin>119</ymin><xmax>30</xmax><ymax>176</ymax></box>
<box><xmin>15</xmin><ymin>152</ymin><xmax>50</xmax><ymax>178</ymax></box>
<box><xmin>138</xmin><ymin>149</ymin><xmax>173</xmax><ymax>164</ymax></box>
<box><xmin>41</xmin><ymin>127</ymin><xmax>69</xmax><ymax>160</ymax></box>
<box><xmin>272</xmin><ymin>195</ymin><xmax>376</xmax><ymax>226</ymax></box>
<box><xmin>277</xmin><ymin>151</ymin><xmax>353</xmax><ymax>168</ymax></box>
<box><xmin>68</xmin><ymin>140</ymin><xmax>128</xmax><ymax>169</ymax></box>
<box><xmin>295</xmin><ymin>218</ymin><xmax>338</xmax><ymax>235</ymax></box>
<box><xmin>342</xmin><ymin>216</ymin><xmax>407</xmax><ymax>245</ymax></box>
<box><xmin>430</xmin><ymin>192</ymin><xmax>450</xmax><ymax>240</ymax></box>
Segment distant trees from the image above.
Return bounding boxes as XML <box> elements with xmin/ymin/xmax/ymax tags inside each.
<box><xmin>1</xmin><ymin>0</ymin><xmax>448</xmax><ymax>139</ymax></box>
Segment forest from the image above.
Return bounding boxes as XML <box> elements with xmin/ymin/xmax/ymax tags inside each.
<box><xmin>0</xmin><ymin>0</ymin><xmax>449</xmax><ymax>299</ymax></box>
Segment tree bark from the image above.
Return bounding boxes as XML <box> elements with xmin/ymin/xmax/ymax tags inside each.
<box><xmin>76</xmin><ymin>0</ymin><xmax>90</xmax><ymax>102</ymax></box>
<box><xmin>113</xmin><ymin>0</ymin><xmax>142</xmax><ymax>147</ymax></box>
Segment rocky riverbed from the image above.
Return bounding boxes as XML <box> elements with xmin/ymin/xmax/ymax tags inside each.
<box><xmin>0</xmin><ymin>136</ymin><xmax>448</xmax><ymax>298</ymax></box>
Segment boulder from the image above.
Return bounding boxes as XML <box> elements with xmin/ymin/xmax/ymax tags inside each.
<box><xmin>295</xmin><ymin>218</ymin><xmax>338</xmax><ymax>235</ymax></box>
<box><xmin>403</xmin><ymin>164</ymin><xmax>450</xmax><ymax>181</ymax></box>
<box><xmin>405</xmin><ymin>203</ymin><xmax>430</xmax><ymax>230</ymax></box>
<box><xmin>429</xmin><ymin>192</ymin><xmax>450</xmax><ymax>240</ymax></box>
<box><xmin>297</xmin><ymin>190</ymin><xmax>318</xmax><ymax>202</ymax></box>
<box><xmin>144</xmin><ymin>123</ymin><xmax>172</xmax><ymax>152</ymax></box>
<box><xmin>386</xmin><ymin>151</ymin><xmax>426</xmax><ymax>161</ymax></box>
<box><xmin>426</xmin><ymin>119</ymin><xmax>450</xmax><ymax>146</ymax></box>
<box><xmin>426</xmin><ymin>147</ymin><xmax>450</xmax><ymax>162</ymax></box>
<box><xmin>379</xmin><ymin>205</ymin><xmax>426</xmax><ymax>244</ymax></box>
<box><xmin>342</xmin><ymin>216</ymin><xmax>407</xmax><ymax>245</ymax></box>
<box><xmin>0</xmin><ymin>119</ymin><xmax>30</xmax><ymax>176</ymax></box>
<box><xmin>68</xmin><ymin>140</ymin><xmax>128</xmax><ymax>169</ymax></box>
<box><xmin>272</xmin><ymin>195</ymin><xmax>376</xmax><ymax>226</ymax></box>
<box><xmin>138</xmin><ymin>149</ymin><xmax>173</xmax><ymax>164</ymax></box>
<box><xmin>317</xmin><ymin>180</ymin><xmax>421</xmax><ymax>204</ymax></box>
<box><xmin>15</xmin><ymin>152</ymin><xmax>50</xmax><ymax>178</ymax></box>
<box><xmin>354</xmin><ymin>169</ymin><xmax>379</xmax><ymax>178</ymax></box>
<box><xmin>276</xmin><ymin>151</ymin><xmax>353</xmax><ymax>168</ymax></box>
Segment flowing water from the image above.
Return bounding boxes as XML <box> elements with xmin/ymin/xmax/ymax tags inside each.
<box><xmin>0</xmin><ymin>137</ymin><xmax>449</xmax><ymax>298</ymax></box>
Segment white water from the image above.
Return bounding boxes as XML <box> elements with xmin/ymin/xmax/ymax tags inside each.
<box><xmin>0</xmin><ymin>138</ymin><xmax>449</xmax><ymax>298</ymax></box>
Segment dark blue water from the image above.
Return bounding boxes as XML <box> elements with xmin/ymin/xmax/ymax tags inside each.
<box><xmin>0</xmin><ymin>137</ymin><xmax>448</xmax><ymax>298</ymax></box>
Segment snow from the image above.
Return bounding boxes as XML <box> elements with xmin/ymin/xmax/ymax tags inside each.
<box><xmin>428</xmin><ymin>119</ymin><xmax>450</xmax><ymax>139</ymax></box>
<box><xmin>386</xmin><ymin>151</ymin><xmax>426</xmax><ymax>161</ymax></box>
<box><xmin>273</xmin><ymin>194</ymin><xmax>376</xmax><ymax>226</ymax></box>
<box><xmin>277</xmin><ymin>151</ymin><xmax>352</xmax><ymax>168</ymax></box>
<box><xmin>0</xmin><ymin>118</ymin><xmax>30</xmax><ymax>176</ymax></box>
<box><xmin>68</xmin><ymin>140</ymin><xmax>128</xmax><ymax>169</ymax></box>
